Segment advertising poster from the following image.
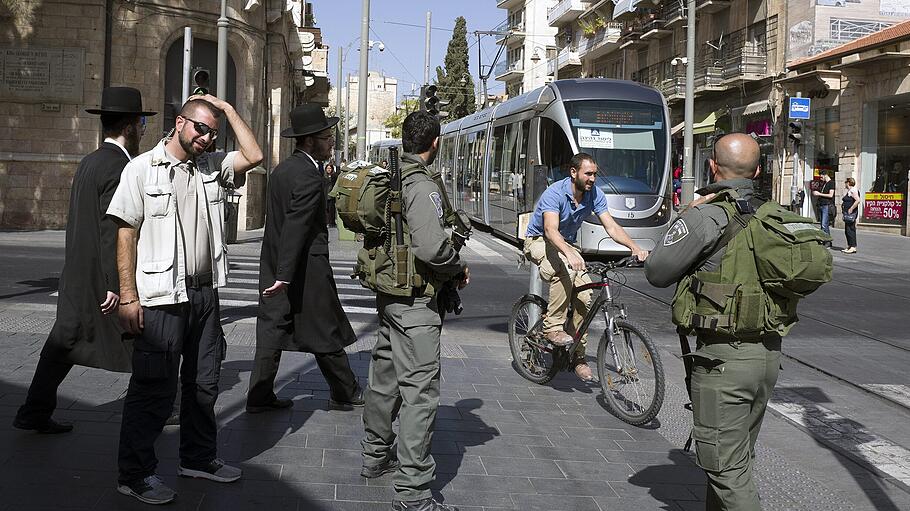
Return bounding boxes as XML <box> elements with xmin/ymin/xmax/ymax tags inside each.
<box><xmin>863</xmin><ymin>192</ymin><xmax>905</xmax><ymax>223</ymax></box>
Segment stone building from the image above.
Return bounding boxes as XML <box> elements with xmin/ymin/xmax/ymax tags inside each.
<box><xmin>780</xmin><ymin>20</ymin><xmax>910</xmax><ymax>236</ymax></box>
<box><xmin>331</xmin><ymin>71</ymin><xmax>398</xmax><ymax>154</ymax></box>
<box><xmin>495</xmin><ymin>0</ymin><xmax>559</xmax><ymax>97</ymax></box>
<box><xmin>0</xmin><ymin>0</ymin><xmax>327</xmax><ymax>231</ymax></box>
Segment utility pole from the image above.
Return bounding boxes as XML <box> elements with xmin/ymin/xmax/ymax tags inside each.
<box><xmin>681</xmin><ymin>0</ymin><xmax>696</xmax><ymax>206</ymax></box>
<box><xmin>181</xmin><ymin>27</ymin><xmax>192</xmax><ymax>103</ymax></box>
<box><xmin>475</xmin><ymin>30</ymin><xmax>508</xmax><ymax>107</ymax></box>
<box><xmin>344</xmin><ymin>73</ymin><xmax>351</xmax><ymax>162</ymax></box>
<box><xmin>356</xmin><ymin>0</ymin><xmax>370</xmax><ymax>159</ymax></box>
<box><xmin>424</xmin><ymin>11</ymin><xmax>431</xmax><ymax>86</ymax></box>
<box><xmin>336</xmin><ymin>46</ymin><xmax>343</xmax><ymax>166</ymax></box>
<box><xmin>217</xmin><ymin>0</ymin><xmax>229</xmax><ymax>150</ymax></box>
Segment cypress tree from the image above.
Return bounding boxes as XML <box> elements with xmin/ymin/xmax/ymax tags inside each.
<box><xmin>437</xmin><ymin>16</ymin><xmax>476</xmax><ymax>120</ymax></box>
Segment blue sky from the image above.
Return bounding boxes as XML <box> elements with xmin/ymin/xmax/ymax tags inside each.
<box><xmin>314</xmin><ymin>1</ymin><xmax>507</xmax><ymax>99</ymax></box>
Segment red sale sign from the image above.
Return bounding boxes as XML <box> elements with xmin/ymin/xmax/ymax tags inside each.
<box><xmin>863</xmin><ymin>193</ymin><xmax>905</xmax><ymax>222</ymax></box>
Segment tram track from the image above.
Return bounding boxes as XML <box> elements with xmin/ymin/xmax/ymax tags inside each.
<box><xmin>617</xmin><ymin>277</ymin><xmax>910</xmax><ymax>412</ymax></box>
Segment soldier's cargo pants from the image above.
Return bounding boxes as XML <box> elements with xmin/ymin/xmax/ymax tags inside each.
<box><xmin>523</xmin><ymin>236</ymin><xmax>593</xmax><ymax>359</ymax></box>
<box><xmin>691</xmin><ymin>335</ymin><xmax>781</xmax><ymax>511</ymax></box>
<box><xmin>362</xmin><ymin>294</ymin><xmax>442</xmax><ymax>502</ymax></box>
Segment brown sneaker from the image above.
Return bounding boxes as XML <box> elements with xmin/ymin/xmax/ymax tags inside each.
<box><xmin>545</xmin><ymin>331</ymin><xmax>573</xmax><ymax>346</ymax></box>
<box><xmin>574</xmin><ymin>360</ymin><xmax>594</xmax><ymax>381</ymax></box>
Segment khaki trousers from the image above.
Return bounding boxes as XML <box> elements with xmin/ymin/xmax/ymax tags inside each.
<box><xmin>523</xmin><ymin>236</ymin><xmax>592</xmax><ymax>359</ymax></box>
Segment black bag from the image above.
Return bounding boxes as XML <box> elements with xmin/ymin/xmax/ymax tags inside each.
<box><xmin>828</xmin><ymin>203</ymin><xmax>837</xmax><ymax>226</ymax></box>
<box><xmin>843</xmin><ymin>210</ymin><xmax>857</xmax><ymax>223</ymax></box>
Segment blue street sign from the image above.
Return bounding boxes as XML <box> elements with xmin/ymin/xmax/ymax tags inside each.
<box><xmin>789</xmin><ymin>97</ymin><xmax>811</xmax><ymax>119</ymax></box>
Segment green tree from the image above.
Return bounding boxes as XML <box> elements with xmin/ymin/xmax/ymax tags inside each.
<box><xmin>383</xmin><ymin>98</ymin><xmax>420</xmax><ymax>138</ymax></box>
<box><xmin>436</xmin><ymin>16</ymin><xmax>476</xmax><ymax>120</ymax></box>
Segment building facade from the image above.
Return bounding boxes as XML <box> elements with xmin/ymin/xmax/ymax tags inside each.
<box><xmin>781</xmin><ymin>21</ymin><xmax>910</xmax><ymax>236</ymax></box>
<box><xmin>333</xmin><ymin>71</ymin><xmax>398</xmax><ymax>154</ymax></box>
<box><xmin>495</xmin><ymin>0</ymin><xmax>559</xmax><ymax>97</ymax></box>
<box><xmin>0</xmin><ymin>0</ymin><xmax>328</xmax><ymax>231</ymax></box>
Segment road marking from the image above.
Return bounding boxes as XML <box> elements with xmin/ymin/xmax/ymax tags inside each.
<box><xmin>220</xmin><ymin>298</ymin><xmax>375</xmax><ymax>315</ymax></box>
<box><xmin>860</xmin><ymin>384</ymin><xmax>910</xmax><ymax>409</ymax></box>
<box><xmin>466</xmin><ymin>238</ymin><xmax>500</xmax><ymax>258</ymax></box>
<box><xmin>770</xmin><ymin>387</ymin><xmax>910</xmax><ymax>488</ymax></box>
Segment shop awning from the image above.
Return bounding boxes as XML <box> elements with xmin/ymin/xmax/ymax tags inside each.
<box><xmin>692</xmin><ymin>111</ymin><xmax>718</xmax><ymax>135</ymax></box>
<box><xmin>742</xmin><ymin>100</ymin><xmax>770</xmax><ymax>117</ymax></box>
<box><xmin>611</xmin><ymin>0</ymin><xmax>643</xmax><ymax>21</ymax></box>
<box><xmin>671</xmin><ymin>122</ymin><xmax>684</xmax><ymax>135</ymax></box>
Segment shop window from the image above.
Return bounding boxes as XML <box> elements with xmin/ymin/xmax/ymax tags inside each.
<box><xmin>864</xmin><ymin>102</ymin><xmax>910</xmax><ymax>226</ymax></box>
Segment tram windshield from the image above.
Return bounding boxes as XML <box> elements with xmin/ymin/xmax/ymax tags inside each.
<box><xmin>565</xmin><ymin>100</ymin><xmax>667</xmax><ymax>195</ymax></box>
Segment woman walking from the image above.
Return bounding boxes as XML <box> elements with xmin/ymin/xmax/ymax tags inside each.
<box><xmin>842</xmin><ymin>177</ymin><xmax>860</xmax><ymax>253</ymax></box>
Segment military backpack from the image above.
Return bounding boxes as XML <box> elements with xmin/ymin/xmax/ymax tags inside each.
<box><xmin>671</xmin><ymin>190</ymin><xmax>833</xmax><ymax>338</ymax></box>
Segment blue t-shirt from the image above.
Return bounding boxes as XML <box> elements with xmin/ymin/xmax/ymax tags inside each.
<box><xmin>525</xmin><ymin>177</ymin><xmax>609</xmax><ymax>243</ymax></box>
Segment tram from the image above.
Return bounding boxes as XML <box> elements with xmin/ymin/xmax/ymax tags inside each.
<box><xmin>367</xmin><ymin>138</ymin><xmax>402</xmax><ymax>166</ymax></box>
<box><xmin>370</xmin><ymin>79</ymin><xmax>672</xmax><ymax>255</ymax></box>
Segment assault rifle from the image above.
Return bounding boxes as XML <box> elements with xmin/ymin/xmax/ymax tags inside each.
<box><xmin>430</xmin><ymin>173</ymin><xmax>472</xmax><ymax>318</ymax></box>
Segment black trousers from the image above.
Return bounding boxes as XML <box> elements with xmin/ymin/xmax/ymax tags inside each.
<box><xmin>15</xmin><ymin>342</ymin><xmax>74</xmax><ymax>425</ymax></box>
<box><xmin>117</xmin><ymin>286</ymin><xmax>225</xmax><ymax>483</ymax></box>
<box><xmin>247</xmin><ymin>345</ymin><xmax>359</xmax><ymax>406</ymax></box>
<box><xmin>845</xmin><ymin>220</ymin><xmax>857</xmax><ymax>248</ymax></box>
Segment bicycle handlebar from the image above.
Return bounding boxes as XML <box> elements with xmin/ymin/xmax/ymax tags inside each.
<box><xmin>585</xmin><ymin>255</ymin><xmax>642</xmax><ymax>275</ymax></box>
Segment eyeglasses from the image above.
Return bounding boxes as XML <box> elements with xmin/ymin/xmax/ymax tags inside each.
<box><xmin>313</xmin><ymin>133</ymin><xmax>335</xmax><ymax>141</ymax></box>
<box><xmin>180</xmin><ymin>116</ymin><xmax>219</xmax><ymax>139</ymax></box>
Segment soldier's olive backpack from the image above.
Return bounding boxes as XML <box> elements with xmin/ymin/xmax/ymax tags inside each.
<box><xmin>329</xmin><ymin>160</ymin><xmax>424</xmax><ymax>241</ymax></box>
<box><xmin>671</xmin><ymin>190</ymin><xmax>833</xmax><ymax>338</ymax></box>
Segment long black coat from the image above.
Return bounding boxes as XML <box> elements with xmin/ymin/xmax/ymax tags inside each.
<box><xmin>256</xmin><ymin>150</ymin><xmax>356</xmax><ymax>353</ymax></box>
<box><xmin>45</xmin><ymin>142</ymin><xmax>132</xmax><ymax>371</ymax></box>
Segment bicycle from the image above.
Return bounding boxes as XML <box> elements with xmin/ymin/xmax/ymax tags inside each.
<box><xmin>508</xmin><ymin>256</ymin><xmax>665</xmax><ymax>426</ymax></box>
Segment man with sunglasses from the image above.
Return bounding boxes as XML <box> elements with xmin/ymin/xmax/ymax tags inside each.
<box><xmin>14</xmin><ymin>87</ymin><xmax>152</xmax><ymax>435</ymax></box>
<box><xmin>248</xmin><ymin>103</ymin><xmax>363</xmax><ymax>417</ymax></box>
<box><xmin>107</xmin><ymin>95</ymin><xmax>263</xmax><ymax>504</ymax></box>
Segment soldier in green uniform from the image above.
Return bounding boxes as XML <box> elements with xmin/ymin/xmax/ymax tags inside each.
<box><xmin>645</xmin><ymin>133</ymin><xmax>779</xmax><ymax>510</ymax></box>
<box><xmin>360</xmin><ymin>111</ymin><xmax>469</xmax><ymax>511</ymax></box>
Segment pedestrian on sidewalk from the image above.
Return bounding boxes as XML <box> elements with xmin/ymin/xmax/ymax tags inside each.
<box><xmin>325</xmin><ymin>160</ymin><xmax>338</xmax><ymax>227</ymax></box>
<box><xmin>842</xmin><ymin>177</ymin><xmax>860</xmax><ymax>253</ymax></box>
<box><xmin>247</xmin><ymin>104</ymin><xmax>363</xmax><ymax>415</ymax></box>
<box><xmin>107</xmin><ymin>95</ymin><xmax>263</xmax><ymax>505</ymax></box>
<box><xmin>645</xmin><ymin>133</ymin><xmax>785</xmax><ymax>511</ymax></box>
<box><xmin>13</xmin><ymin>87</ymin><xmax>153</xmax><ymax>435</ymax></box>
<box><xmin>813</xmin><ymin>170</ymin><xmax>835</xmax><ymax>247</ymax></box>
<box><xmin>360</xmin><ymin>111</ymin><xmax>470</xmax><ymax>511</ymax></box>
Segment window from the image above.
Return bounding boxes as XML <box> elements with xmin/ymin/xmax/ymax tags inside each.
<box><xmin>539</xmin><ymin>117</ymin><xmax>574</xmax><ymax>185</ymax></box>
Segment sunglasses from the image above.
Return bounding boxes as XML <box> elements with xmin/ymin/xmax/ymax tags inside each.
<box><xmin>180</xmin><ymin>116</ymin><xmax>219</xmax><ymax>139</ymax></box>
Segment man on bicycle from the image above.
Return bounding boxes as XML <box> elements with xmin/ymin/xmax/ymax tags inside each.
<box><xmin>524</xmin><ymin>152</ymin><xmax>649</xmax><ymax>381</ymax></box>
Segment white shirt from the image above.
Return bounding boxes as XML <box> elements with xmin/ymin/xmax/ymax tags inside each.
<box><xmin>104</xmin><ymin>137</ymin><xmax>132</xmax><ymax>161</ymax></box>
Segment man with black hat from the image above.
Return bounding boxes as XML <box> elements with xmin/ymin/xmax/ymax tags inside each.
<box><xmin>107</xmin><ymin>94</ymin><xmax>263</xmax><ymax>504</ymax></box>
<box><xmin>246</xmin><ymin>103</ymin><xmax>363</xmax><ymax>415</ymax></box>
<box><xmin>13</xmin><ymin>87</ymin><xmax>153</xmax><ymax>435</ymax></box>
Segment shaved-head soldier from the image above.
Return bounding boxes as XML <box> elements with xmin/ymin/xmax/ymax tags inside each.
<box><xmin>645</xmin><ymin>133</ymin><xmax>778</xmax><ymax>510</ymax></box>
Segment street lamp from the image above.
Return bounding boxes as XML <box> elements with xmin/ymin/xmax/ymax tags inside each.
<box><xmin>530</xmin><ymin>45</ymin><xmax>559</xmax><ymax>81</ymax></box>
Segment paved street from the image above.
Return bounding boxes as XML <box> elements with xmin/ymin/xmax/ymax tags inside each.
<box><xmin>1</xmin><ymin>227</ymin><xmax>910</xmax><ymax>510</ymax></box>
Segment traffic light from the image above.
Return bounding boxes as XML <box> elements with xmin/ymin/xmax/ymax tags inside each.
<box><xmin>192</xmin><ymin>68</ymin><xmax>210</xmax><ymax>95</ymax></box>
<box><xmin>788</xmin><ymin>121</ymin><xmax>803</xmax><ymax>145</ymax></box>
<box><xmin>420</xmin><ymin>84</ymin><xmax>438</xmax><ymax>115</ymax></box>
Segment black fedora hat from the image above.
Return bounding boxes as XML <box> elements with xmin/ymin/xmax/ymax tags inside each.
<box><xmin>85</xmin><ymin>87</ymin><xmax>157</xmax><ymax>116</ymax></box>
<box><xmin>281</xmin><ymin>103</ymin><xmax>339</xmax><ymax>138</ymax></box>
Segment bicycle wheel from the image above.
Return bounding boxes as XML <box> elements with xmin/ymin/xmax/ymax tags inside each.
<box><xmin>596</xmin><ymin>319</ymin><xmax>665</xmax><ymax>426</ymax></box>
<box><xmin>508</xmin><ymin>294</ymin><xmax>561</xmax><ymax>384</ymax></box>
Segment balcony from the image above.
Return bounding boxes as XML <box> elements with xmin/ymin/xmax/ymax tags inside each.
<box><xmin>721</xmin><ymin>16</ymin><xmax>777</xmax><ymax>85</ymax></box>
<box><xmin>548</xmin><ymin>0</ymin><xmax>587</xmax><ymax>27</ymax></box>
<box><xmin>696</xmin><ymin>0</ymin><xmax>731</xmax><ymax>14</ymax></box>
<box><xmin>619</xmin><ymin>20</ymin><xmax>646</xmax><ymax>50</ymax></box>
<box><xmin>495</xmin><ymin>59</ymin><xmax>525</xmax><ymax>81</ymax></box>
<box><xmin>640</xmin><ymin>16</ymin><xmax>671</xmax><ymax>40</ymax></box>
<box><xmin>577</xmin><ymin>23</ymin><xmax>623</xmax><ymax>60</ymax></box>
<box><xmin>633</xmin><ymin>57</ymin><xmax>685</xmax><ymax>102</ymax></box>
<box><xmin>497</xmin><ymin>0</ymin><xmax>523</xmax><ymax>9</ymax></box>
<box><xmin>547</xmin><ymin>47</ymin><xmax>582</xmax><ymax>76</ymax></box>
<box><xmin>496</xmin><ymin>21</ymin><xmax>526</xmax><ymax>45</ymax></box>
<box><xmin>664</xmin><ymin>1</ymin><xmax>685</xmax><ymax>28</ymax></box>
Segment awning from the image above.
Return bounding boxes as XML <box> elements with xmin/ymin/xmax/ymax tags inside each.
<box><xmin>743</xmin><ymin>100</ymin><xmax>770</xmax><ymax>117</ymax></box>
<box><xmin>611</xmin><ymin>0</ymin><xmax>643</xmax><ymax>21</ymax></box>
<box><xmin>692</xmin><ymin>111</ymin><xmax>717</xmax><ymax>135</ymax></box>
<box><xmin>671</xmin><ymin>122</ymin><xmax>684</xmax><ymax>135</ymax></box>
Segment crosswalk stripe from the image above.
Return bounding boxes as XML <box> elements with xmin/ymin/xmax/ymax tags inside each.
<box><xmin>220</xmin><ymin>298</ymin><xmax>375</xmax><ymax>315</ymax></box>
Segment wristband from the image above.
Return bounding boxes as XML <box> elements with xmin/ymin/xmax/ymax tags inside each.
<box><xmin>120</xmin><ymin>299</ymin><xmax>138</xmax><ymax>306</ymax></box>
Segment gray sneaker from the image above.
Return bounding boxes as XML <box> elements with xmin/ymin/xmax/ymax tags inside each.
<box><xmin>117</xmin><ymin>475</ymin><xmax>176</xmax><ymax>505</ymax></box>
<box><xmin>177</xmin><ymin>458</ymin><xmax>242</xmax><ymax>483</ymax></box>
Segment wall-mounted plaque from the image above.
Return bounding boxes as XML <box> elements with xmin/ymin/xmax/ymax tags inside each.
<box><xmin>0</xmin><ymin>47</ymin><xmax>85</xmax><ymax>103</ymax></box>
